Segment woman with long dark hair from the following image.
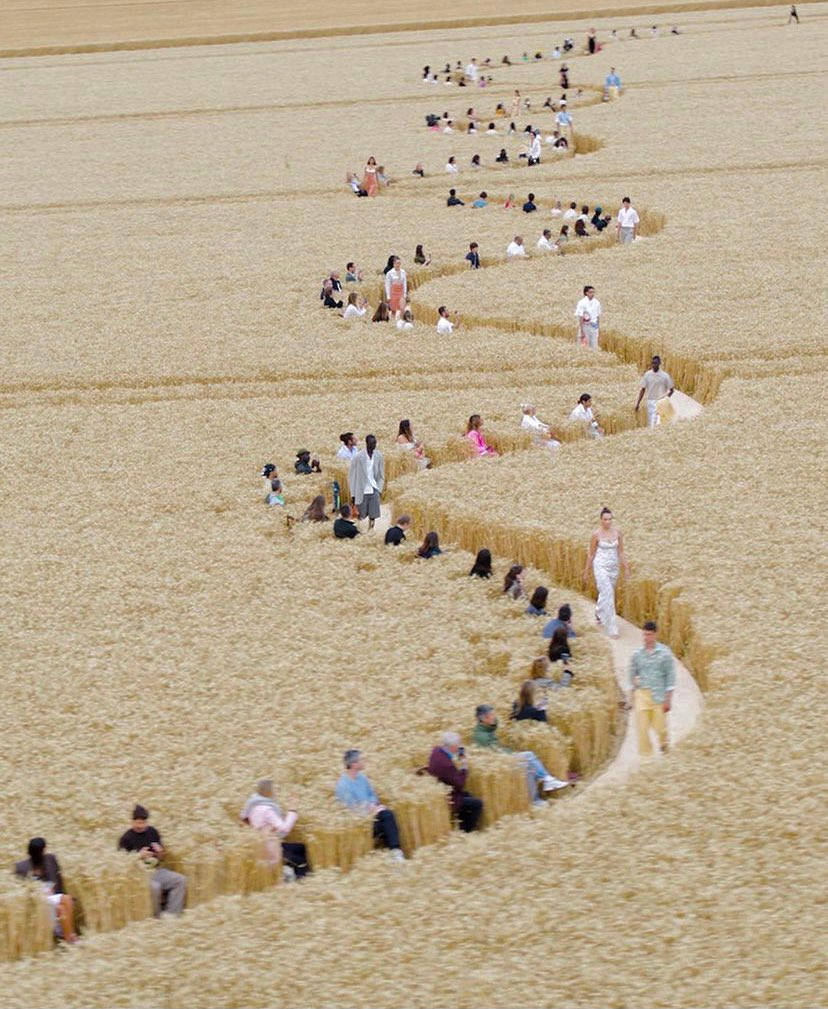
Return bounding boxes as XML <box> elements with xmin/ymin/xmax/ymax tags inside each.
<box><xmin>525</xmin><ymin>586</ymin><xmax>548</xmax><ymax>616</ymax></box>
<box><xmin>14</xmin><ymin>838</ymin><xmax>77</xmax><ymax>943</ymax></box>
<box><xmin>417</xmin><ymin>531</ymin><xmax>442</xmax><ymax>558</ymax></box>
<box><xmin>503</xmin><ymin>564</ymin><xmax>525</xmax><ymax>600</ymax></box>
<box><xmin>469</xmin><ymin>548</ymin><xmax>492</xmax><ymax>578</ymax></box>
<box><xmin>510</xmin><ymin>680</ymin><xmax>548</xmax><ymax>722</ymax></box>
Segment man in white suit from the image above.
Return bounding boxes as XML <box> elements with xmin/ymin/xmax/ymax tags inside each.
<box><xmin>348</xmin><ymin>434</ymin><xmax>385</xmax><ymax>530</ymax></box>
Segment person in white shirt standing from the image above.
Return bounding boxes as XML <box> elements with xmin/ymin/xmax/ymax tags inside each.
<box><xmin>436</xmin><ymin>305</ymin><xmax>458</xmax><ymax>334</ymax></box>
<box><xmin>616</xmin><ymin>196</ymin><xmax>640</xmax><ymax>243</ymax></box>
<box><xmin>465</xmin><ymin>58</ymin><xmax>478</xmax><ymax>82</ymax></box>
<box><xmin>569</xmin><ymin>393</ymin><xmax>604</xmax><ymax>438</ymax></box>
<box><xmin>348</xmin><ymin>434</ymin><xmax>385</xmax><ymax>530</ymax></box>
<box><xmin>574</xmin><ymin>285</ymin><xmax>601</xmax><ymax>348</ymax></box>
<box><xmin>636</xmin><ymin>356</ymin><xmax>674</xmax><ymax>428</ymax></box>
<box><xmin>528</xmin><ymin>130</ymin><xmax>542</xmax><ymax>166</ymax></box>
<box><xmin>506</xmin><ymin>236</ymin><xmax>527</xmax><ymax>258</ymax></box>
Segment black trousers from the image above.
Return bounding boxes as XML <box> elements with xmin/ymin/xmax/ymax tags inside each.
<box><xmin>282</xmin><ymin>841</ymin><xmax>310</xmax><ymax>877</ymax></box>
<box><xmin>456</xmin><ymin>795</ymin><xmax>483</xmax><ymax>832</ymax></box>
<box><xmin>373</xmin><ymin>808</ymin><xmax>401</xmax><ymax>850</ymax></box>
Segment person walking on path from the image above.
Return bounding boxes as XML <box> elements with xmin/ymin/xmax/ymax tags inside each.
<box><xmin>616</xmin><ymin>196</ymin><xmax>640</xmax><ymax>243</ymax></box>
<box><xmin>348</xmin><ymin>434</ymin><xmax>385</xmax><ymax>530</ymax></box>
<box><xmin>575</xmin><ymin>285</ymin><xmax>601</xmax><ymax>348</ymax></box>
<box><xmin>788</xmin><ymin>5</ymin><xmax>799</xmax><ymax>22</ymax></box>
<box><xmin>635</xmin><ymin>355</ymin><xmax>675</xmax><ymax>428</ymax></box>
<box><xmin>583</xmin><ymin>507</ymin><xmax>629</xmax><ymax>638</ymax></box>
<box><xmin>628</xmin><ymin>621</ymin><xmax>676</xmax><ymax>756</ymax></box>
<box><xmin>118</xmin><ymin>805</ymin><xmax>187</xmax><ymax>916</ymax></box>
<box><xmin>384</xmin><ymin>257</ymin><xmax>407</xmax><ymax>318</ymax></box>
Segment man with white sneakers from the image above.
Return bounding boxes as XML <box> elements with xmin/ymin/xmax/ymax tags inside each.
<box><xmin>635</xmin><ymin>355</ymin><xmax>675</xmax><ymax>427</ymax></box>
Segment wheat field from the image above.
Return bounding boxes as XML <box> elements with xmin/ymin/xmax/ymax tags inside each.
<box><xmin>0</xmin><ymin>3</ymin><xmax>826</xmax><ymax>1007</ymax></box>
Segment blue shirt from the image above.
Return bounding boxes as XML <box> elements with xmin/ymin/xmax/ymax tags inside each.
<box><xmin>542</xmin><ymin>618</ymin><xmax>577</xmax><ymax>640</ymax></box>
<box><xmin>605</xmin><ymin>72</ymin><xmax>621</xmax><ymax>88</ymax></box>
<box><xmin>557</xmin><ymin>111</ymin><xmax>572</xmax><ymax>126</ymax></box>
<box><xmin>471</xmin><ymin>199</ymin><xmax>487</xmax><ymax>208</ymax></box>
<box><xmin>335</xmin><ymin>772</ymin><xmax>378</xmax><ymax>809</ymax></box>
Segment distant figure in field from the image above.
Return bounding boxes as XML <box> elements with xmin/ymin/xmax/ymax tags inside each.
<box><xmin>427</xmin><ymin>732</ymin><xmax>483</xmax><ymax>832</ymax></box>
<box><xmin>587</xmin><ymin>27</ymin><xmax>597</xmax><ymax>54</ymax></box>
<box><xmin>522</xmin><ymin>193</ymin><xmax>538</xmax><ymax>213</ymax></box>
<box><xmin>333</xmin><ymin>504</ymin><xmax>360</xmax><ymax>539</ymax></box>
<box><xmin>629</xmin><ymin>621</ymin><xmax>676</xmax><ymax>756</ymax></box>
<box><xmin>335</xmin><ymin>750</ymin><xmax>405</xmax><ymax>861</ymax></box>
<box><xmin>414</xmin><ymin>244</ymin><xmax>431</xmax><ymax>266</ymax></box>
<box><xmin>525</xmin><ymin>585</ymin><xmax>549</xmax><ymax>616</ymax></box>
<box><xmin>396</xmin><ymin>418</ymin><xmax>429</xmax><ymax>468</ymax></box>
<box><xmin>240</xmin><ymin>779</ymin><xmax>309</xmax><ymax>879</ymax></box>
<box><xmin>465</xmin><ymin>414</ymin><xmax>497</xmax><ymax>456</ymax></box>
<box><xmin>469</xmin><ymin>548</ymin><xmax>493</xmax><ymax>578</ymax></box>
<box><xmin>575</xmin><ymin>284</ymin><xmax>601</xmax><ymax>349</ymax></box>
<box><xmin>437</xmin><ymin>305</ymin><xmax>459</xmax><ymax>334</ymax></box>
<box><xmin>397</xmin><ymin>308</ymin><xmax>415</xmax><ymax>331</ymax></box>
<box><xmin>14</xmin><ymin>838</ymin><xmax>78</xmax><ymax>943</ymax></box>
<box><xmin>466</xmin><ymin>241</ymin><xmax>481</xmax><ymax>268</ymax></box>
<box><xmin>788</xmin><ymin>5</ymin><xmax>799</xmax><ymax>22</ymax></box>
<box><xmin>605</xmin><ymin>67</ymin><xmax>621</xmax><ymax>98</ymax></box>
<box><xmin>384</xmin><ymin>257</ymin><xmax>407</xmax><ymax>318</ymax></box>
<box><xmin>507</xmin><ymin>235</ymin><xmax>527</xmax><ymax>257</ymax></box>
<box><xmin>446</xmin><ymin>155</ymin><xmax>459</xmax><ymax>173</ymax></box>
<box><xmin>555</xmin><ymin>102</ymin><xmax>572</xmax><ymax>131</ymax></box>
<box><xmin>294</xmin><ymin>450</ymin><xmax>321</xmax><ymax>475</ymax></box>
<box><xmin>302</xmin><ymin>495</ymin><xmax>329</xmax><ymax>522</ymax></box>
<box><xmin>362</xmin><ymin>156</ymin><xmax>379</xmax><ymax>196</ymax></box>
<box><xmin>118</xmin><ymin>805</ymin><xmax>187</xmax><ymax>916</ymax></box>
<box><xmin>616</xmin><ymin>196</ymin><xmax>640</xmax><ymax>243</ymax></box>
<box><xmin>542</xmin><ymin>602</ymin><xmax>576</xmax><ymax>641</ymax></box>
<box><xmin>372</xmin><ymin>301</ymin><xmax>391</xmax><ymax>322</ymax></box>
<box><xmin>569</xmin><ymin>393</ymin><xmax>604</xmax><ymax>438</ymax></box>
<box><xmin>503</xmin><ymin>563</ymin><xmax>525</xmax><ymax>600</ymax></box>
<box><xmin>418</xmin><ymin>531</ymin><xmax>442</xmax><ymax>558</ymax></box>
<box><xmin>471</xmin><ymin>192</ymin><xmax>487</xmax><ymax>208</ymax></box>
<box><xmin>447</xmin><ymin>188</ymin><xmax>465</xmax><ymax>207</ymax></box>
<box><xmin>342</xmin><ymin>292</ymin><xmax>369</xmax><ymax>320</ymax></box>
<box><xmin>574</xmin><ymin>218</ymin><xmax>590</xmax><ymax>238</ymax></box>
<box><xmin>510</xmin><ymin>679</ymin><xmax>548</xmax><ymax>722</ymax></box>
<box><xmin>520</xmin><ymin>403</ymin><xmax>560</xmax><ymax>451</ymax></box>
<box><xmin>537</xmin><ymin>228</ymin><xmax>556</xmax><ymax>251</ymax></box>
<box><xmin>583</xmin><ymin>507</ymin><xmax>629</xmax><ymax>638</ymax></box>
<box><xmin>635</xmin><ymin>355</ymin><xmax>675</xmax><ymax>428</ymax></box>
<box><xmin>384</xmin><ymin>514</ymin><xmax>411</xmax><ymax>546</ymax></box>
<box><xmin>348</xmin><ymin>434</ymin><xmax>385</xmax><ymax>529</ymax></box>
<box><xmin>337</xmin><ymin>432</ymin><xmax>358</xmax><ymax>461</ymax></box>
<box><xmin>563</xmin><ymin>201</ymin><xmax>577</xmax><ymax>222</ymax></box>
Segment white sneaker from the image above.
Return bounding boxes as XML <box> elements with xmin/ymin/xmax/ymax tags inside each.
<box><xmin>389</xmin><ymin>849</ymin><xmax>405</xmax><ymax>863</ymax></box>
<box><xmin>542</xmin><ymin>775</ymin><xmax>569</xmax><ymax>791</ymax></box>
<box><xmin>282</xmin><ymin>866</ymin><xmax>296</xmax><ymax>883</ymax></box>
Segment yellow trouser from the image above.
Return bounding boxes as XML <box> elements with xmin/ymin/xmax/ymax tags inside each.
<box><xmin>634</xmin><ymin>688</ymin><xmax>667</xmax><ymax>756</ymax></box>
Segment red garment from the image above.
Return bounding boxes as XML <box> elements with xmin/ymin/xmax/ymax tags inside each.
<box><xmin>427</xmin><ymin>747</ymin><xmax>467</xmax><ymax>811</ymax></box>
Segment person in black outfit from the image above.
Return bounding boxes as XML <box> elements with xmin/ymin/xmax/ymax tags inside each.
<box><xmin>14</xmin><ymin>838</ymin><xmax>78</xmax><ymax>942</ymax></box>
<box><xmin>465</xmin><ymin>242</ymin><xmax>481</xmax><ymax>269</ymax></box>
<box><xmin>447</xmin><ymin>188</ymin><xmax>465</xmax><ymax>206</ymax></box>
<box><xmin>510</xmin><ymin>680</ymin><xmax>548</xmax><ymax>722</ymax></box>
<box><xmin>469</xmin><ymin>548</ymin><xmax>492</xmax><ymax>578</ymax></box>
<box><xmin>333</xmin><ymin>504</ymin><xmax>360</xmax><ymax>539</ymax></box>
<box><xmin>118</xmin><ymin>805</ymin><xmax>187</xmax><ymax>916</ymax></box>
<box><xmin>384</xmin><ymin>515</ymin><xmax>411</xmax><ymax>545</ymax></box>
<box><xmin>495</xmin><ymin>148</ymin><xmax>509</xmax><ymax>163</ymax></box>
<box><xmin>294</xmin><ymin>450</ymin><xmax>321</xmax><ymax>474</ymax></box>
<box><xmin>523</xmin><ymin>193</ymin><xmax>538</xmax><ymax>213</ymax></box>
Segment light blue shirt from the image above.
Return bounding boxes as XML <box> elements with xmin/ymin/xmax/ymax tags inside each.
<box><xmin>605</xmin><ymin>72</ymin><xmax>621</xmax><ymax>89</ymax></box>
<box><xmin>556</xmin><ymin>111</ymin><xmax>572</xmax><ymax>126</ymax></box>
<box><xmin>542</xmin><ymin>618</ymin><xmax>577</xmax><ymax>640</ymax></box>
<box><xmin>629</xmin><ymin>643</ymin><xmax>676</xmax><ymax>702</ymax></box>
<box><xmin>335</xmin><ymin>772</ymin><xmax>378</xmax><ymax>809</ymax></box>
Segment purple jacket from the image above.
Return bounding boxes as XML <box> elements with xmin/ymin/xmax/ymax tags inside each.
<box><xmin>427</xmin><ymin>747</ymin><xmax>468</xmax><ymax>811</ymax></box>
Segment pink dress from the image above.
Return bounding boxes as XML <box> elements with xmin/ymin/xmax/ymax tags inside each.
<box><xmin>466</xmin><ymin>429</ymin><xmax>496</xmax><ymax>456</ymax></box>
<box><xmin>362</xmin><ymin>165</ymin><xmax>378</xmax><ymax>196</ymax></box>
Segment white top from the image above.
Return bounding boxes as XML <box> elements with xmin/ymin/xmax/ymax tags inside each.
<box><xmin>466</xmin><ymin>62</ymin><xmax>478</xmax><ymax>80</ymax></box>
<box><xmin>396</xmin><ymin>318</ymin><xmax>414</xmax><ymax>331</ymax></box>
<box><xmin>529</xmin><ymin>135</ymin><xmax>541</xmax><ymax>158</ymax></box>
<box><xmin>445</xmin><ymin>162</ymin><xmax>458</xmax><ymax>173</ymax></box>
<box><xmin>617</xmin><ymin>205</ymin><xmax>640</xmax><ymax>228</ymax></box>
<box><xmin>486</xmin><ymin>127</ymin><xmax>497</xmax><ymax>134</ymax></box>
<box><xmin>436</xmin><ymin>316</ymin><xmax>454</xmax><ymax>334</ymax></box>
<box><xmin>562</xmin><ymin>208</ymin><xmax>577</xmax><ymax>221</ymax></box>
<box><xmin>537</xmin><ymin>235</ymin><xmax>555</xmax><ymax>251</ymax></box>
<box><xmin>443</xmin><ymin>125</ymin><xmax>453</xmax><ymax>132</ymax></box>
<box><xmin>640</xmin><ymin>369</ymin><xmax>674</xmax><ymax>400</ymax></box>
<box><xmin>576</xmin><ymin>213</ymin><xmax>589</xmax><ymax>225</ymax></box>
<box><xmin>384</xmin><ymin>268</ymin><xmax>407</xmax><ymax>300</ymax></box>
<box><xmin>569</xmin><ymin>403</ymin><xmax>598</xmax><ymax>426</ymax></box>
<box><xmin>575</xmin><ymin>296</ymin><xmax>602</xmax><ymax>324</ymax></box>
<box><xmin>550</xmin><ymin>206</ymin><xmax>563</xmax><ymax>217</ymax></box>
<box><xmin>506</xmin><ymin>241</ymin><xmax>527</xmax><ymax>258</ymax></box>
<box><xmin>336</xmin><ymin>444</ymin><xmax>357</xmax><ymax>460</ymax></box>
<box><xmin>521</xmin><ymin>413</ymin><xmax>547</xmax><ymax>433</ymax></box>
<box><xmin>342</xmin><ymin>304</ymin><xmax>366</xmax><ymax>320</ymax></box>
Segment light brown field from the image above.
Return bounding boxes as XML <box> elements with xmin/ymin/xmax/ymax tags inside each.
<box><xmin>0</xmin><ymin>3</ymin><xmax>826</xmax><ymax>1007</ymax></box>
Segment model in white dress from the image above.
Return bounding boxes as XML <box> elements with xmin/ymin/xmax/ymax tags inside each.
<box><xmin>584</xmin><ymin>509</ymin><xmax>629</xmax><ymax>638</ymax></box>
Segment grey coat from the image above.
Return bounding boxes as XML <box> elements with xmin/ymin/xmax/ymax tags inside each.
<box><xmin>348</xmin><ymin>449</ymin><xmax>385</xmax><ymax>506</ymax></box>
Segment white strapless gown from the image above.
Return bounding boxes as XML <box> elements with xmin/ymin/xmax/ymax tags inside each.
<box><xmin>593</xmin><ymin>538</ymin><xmax>619</xmax><ymax>637</ymax></box>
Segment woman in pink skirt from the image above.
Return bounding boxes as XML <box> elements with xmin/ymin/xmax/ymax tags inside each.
<box><xmin>384</xmin><ymin>256</ymin><xmax>407</xmax><ymax>317</ymax></box>
<box><xmin>362</xmin><ymin>156</ymin><xmax>379</xmax><ymax>196</ymax></box>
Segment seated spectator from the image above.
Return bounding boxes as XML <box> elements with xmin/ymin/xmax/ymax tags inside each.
<box><xmin>577</xmin><ymin>205</ymin><xmax>590</xmax><ymax>226</ymax></box>
<box><xmin>466</xmin><ymin>242</ymin><xmax>481</xmax><ymax>268</ymax></box>
<box><xmin>590</xmin><ymin>207</ymin><xmax>606</xmax><ymax>230</ymax></box>
<box><xmin>446</xmin><ymin>156</ymin><xmax>459</xmax><ymax>173</ymax></box>
<box><xmin>333</xmin><ymin>504</ymin><xmax>360</xmax><ymax>539</ymax></box>
<box><xmin>551</xmin><ymin>132</ymin><xmax>568</xmax><ymax>149</ymax></box>
<box><xmin>471</xmin><ymin>192</ymin><xmax>487</xmax><ymax>208</ymax></box>
<box><xmin>346</xmin><ymin>172</ymin><xmax>368</xmax><ymax>196</ymax></box>
<box><xmin>562</xmin><ymin>201</ymin><xmax>577</xmax><ymax>222</ymax></box>
<box><xmin>397</xmin><ymin>308</ymin><xmax>415</xmax><ymax>331</ymax></box>
<box><xmin>345</xmin><ymin>261</ymin><xmax>363</xmax><ymax>283</ymax></box>
<box><xmin>447</xmin><ymin>188</ymin><xmax>465</xmax><ymax>207</ymax></box>
<box><xmin>342</xmin><ymin>292</ymin><xmax>369</xmax><ymax>320</ymax></box>
<box><xmin>336</xmin><ymin>433</ymin><xmax>358</xmax><ymax>461</ymax></box>
<box><xmin>503</xmin><ymin>563</ymin><xmax>525</xmax><ymax>599</ymax></box>
<box><xmin>372</xmin><ymin>301</ymin><xmax>391</xmax><ymax>322</ymax></box>
<box><xmin>321</xmin><ymin>279</ymin><xmax>343</xmax><ymax>309</ymax></box>
<box><xmin>118</xmin><ymin>805</ymin><xmax>187</xmax><ymax>916</ymax></box>
<box><xmin>413</xmin><ymin>162</ymin><xmax>426</xmax><ymax>176</ymax></box>
<box><xmin>437</xmin><ymin>305</ymin><xmax>458</xmax><ymax>334</ymax></box>
<box><xmin>522</xmin><ymin>193</ymin><xmax>538</xmax><ymax>213</ymax></box>
<box><xmin>510</xmin><ymin>680</ymin><xmax>548</xmax><ymax>722</ymax></box>
<box><xmin>240</xmin><ymin>780</ymin><xmax>309</xmax><ymax>880</ymax></box>
<box><xmin>543</xmin><ymin>603</ymin><xmax>577</xmax><ymax>639</ymax></box>
<box><xmin>396</xmin><ymin>418</ymin><xmax>429</xmax><ymax>468</ymax></box>
<box><xmin>426</xmin><ymin>732</ymin><xmax>483</xmax><ymax>832</ymax></box>
<box><xmin>471</xmin><ymin>153</ymin><xmax>481</xmax><ymax>167</ymax></box>
<box><xmin>547</xmin><ymin>627</ymin><xmax>575</xmax><ymax>686</ymax></box>
<box><xmin>465</xmin><ymin>413</ymin><xmax>496</xmax><ymax>456</ymax></box>
<box><xmin>384</xmin><ymin>514</ymin><xmax>411</xmax><ymax>545</ymax></box>
<box><xmin>414</xmin><ymin>244</ymin><xmax>431</xmax><ymax>266</ymax></box>
<box><xmin>443</xmin><ymin>120</ymin><xmax>454</xmax><ymax>132</ymax></box>
<box><xmin>260</xmin><ymin>464</ymin><xmax>285</xmax><ymax>507</ymax></box>
<box><xmin>473</xmin><ymin>706</ymin><xmax>568</xmax><ymax>802</ymax></box>
<box><xmin>417</xmin><ymin>531</ymin><xmax>442</xmax><ymax>558</ymax></box>
<box><xmin>525</xmin><ymin>586</ymin><xmax>549</xmax><ymax>616</ymax></box>
<box><xmin>495</xmin><ymin>148</ymin><xmax>509</xmax><ymax>163</ymax></box>
<box><xmin>294</xmin><ymin>450</ymin><xmax>321</xmax><ymax>475</ymax></box>
<box><xmin>302</xmin><ymin>495</ymin><xmax>328</xmax><ymax>522</ymax></box>
<box><xmin>469</xmin><ymin>548</ymin><xmax>493</xmax><ymax>578</ymax></box>
<box><xmin>503</xmin><ymin>192</ymin><xmax>516</xmax><ymax>208</ymax></box>
<box><xmin>506</xmin><ymin>235</ymin><xmax>527</xmax><ymax>258</ymax></box>
<box><xmin>14</xmin><ymin>837</ymin><xmax>78</xmax><ymax>943</ymax></box>
<box><xmin>569</xmin><ymin>393</ymin><xmax>604</xmax><ymax>438</ymax></box>
<box><xmin>520</xmin><ymin>403</ymin><xmax>561</xmax><ymax>450</ymax></box>
<box><xmin>486</xmin><ymin>122</ymin><xmax>497</xmax><ymax>134</ymax></box>
<box><xmin>550</xmin><ymin>199</ymin><xmax>563</xmax><ymax>217</ymax></box>
<box><xmin>537</xmin><ymin>228</ymin><xmax>555</xmax><ymax>251</ymax></box>
<box><xmin>335</xmin><ymin>751</ymin><xmax>404</xmax><ymax>862</ymax></box>
<box><xmin>557</xmin><ymin>224</ymin><xmax>570</xmax><ymax>247</ymax></box>
<box><xmin>574</xmin><ymin>218</ymin><xmax>590</xmax><ymax>237</ymax></box>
